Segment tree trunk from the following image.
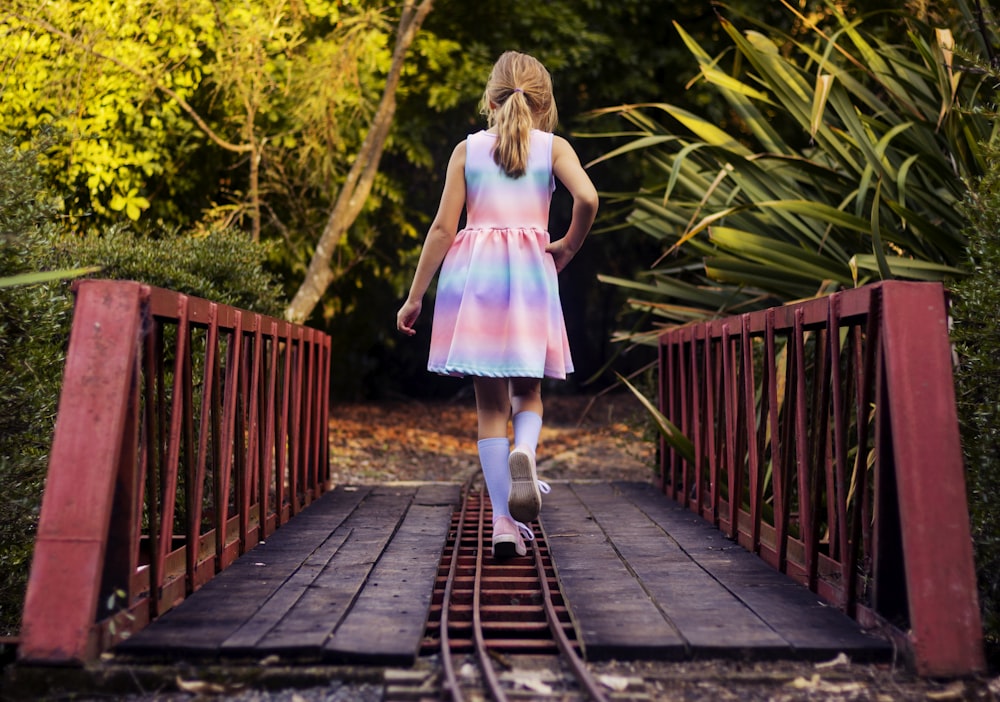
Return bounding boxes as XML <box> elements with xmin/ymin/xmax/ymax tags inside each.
<box><xmin>284</xmin><ymin>0</ymin><xmax>433</xmax><ymax>324</ymax></box>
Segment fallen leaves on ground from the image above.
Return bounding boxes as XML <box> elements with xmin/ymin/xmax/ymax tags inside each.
<box><xmin>327</xmin><ymin>393</ymin><xmax>656</xmax><ymax>486</ymax></box>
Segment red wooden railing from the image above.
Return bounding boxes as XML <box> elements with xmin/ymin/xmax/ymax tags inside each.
<box><xmin>18</xmin><ymin>280</ymin><xmax>332</xmax><ymax>664</ymax></box>
<box><xmin>657</xmin><ymin>281</ymin><xmax>984</xmax><ymax>677</ymax></box>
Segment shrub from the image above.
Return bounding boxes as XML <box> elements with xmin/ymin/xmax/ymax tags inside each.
<box><xmin>0</xmin><ymin>136</ymin><xmax>286</xmax><ymax>637</ymax></box>
<box><xmin>951</xmin><ymin>144</ymin><xmax>1000</xmax><ymax>656</ymax></box>
<box><xmin>49</xmin><ymin>226</ymin><xmax>285</xmax><ymax>318</ymax></box>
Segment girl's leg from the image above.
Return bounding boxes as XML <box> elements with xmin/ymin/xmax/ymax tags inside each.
<box><xmin>474</xmin><ymin>376</ymin><xmax>512</xmax><ymax>520</ymax></box>
<box><xmin>509</xmin><ymin>377</ymin><xmax>543</xmax><ymax>455</ymax></box>
<box><xmin>508</xmin><ymin>377</ymin><xmax>544</xmax><ymax>522</ymax></box>
<box><xmin>509</xmin><ymin>377</ymin><xmax>543</xmax><ymax>420</ymax></box>
<box><xmin>473</xmin><ymin>377</ymin><xmax>526</xmax><ymax>557</ymax></box>
<box><xmin>474</xmin><ymin>376</ymin><xmax>511</xmax><ymax>440</ymax></box>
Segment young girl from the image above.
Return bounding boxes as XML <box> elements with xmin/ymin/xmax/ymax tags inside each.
<box><xmin>396</xmin><ymin>51</ymin><xmax>598</xmax><ymax>559</ymax></box>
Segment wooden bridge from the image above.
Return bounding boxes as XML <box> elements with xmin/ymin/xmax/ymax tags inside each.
<box><xmin>13</xmin><ymin>279</ymin><xmax>985</xmax><ymax>681</ymax></box>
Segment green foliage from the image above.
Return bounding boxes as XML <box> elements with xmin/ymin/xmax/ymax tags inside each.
<box><xmin>0</xmin><ymin>136</ymin><xmax>285</xmax><ymax>636</ymax></box>
<box><xmin>0</xmin><ymin>0</ymin><xmax>212</xmax><ymax>225</ymax></box>
<box><xmin>951</xmin><ymin>142</ymin><xmax>1000</xmax><ymax>651</ymax></box>
<box><xmin>50</xmin><ymin>228</ymin><xmax>286</xmax><ymax>317</ymax></box>
<box><xmin>0</xmin><ymin>0</ymin><xmax>415</xmax><ymax>238</ymax></box>
<box><xmin>588</xmin><ymin>1</ymin><xmax>994</xmax><ymax>333</ymax></box>
<box><xmin>0</xmin><ymin>137</ymin><xmax>77</xmax><ymax>637</ymax></box>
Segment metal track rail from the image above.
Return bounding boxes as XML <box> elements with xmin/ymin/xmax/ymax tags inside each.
<box><xmin>439</xmin><ymin>483</ymin><xmax>472</xmax><ymax>702</ymax></box>
<box><xmin>424</xmin><ymin>486</ymin><xmax>609</xmax><ymax>701</ymax></box>
<box><xmin>530</xmin><ymin>533</ymin><xmax>609</xmax><ymax>702</ymax></box>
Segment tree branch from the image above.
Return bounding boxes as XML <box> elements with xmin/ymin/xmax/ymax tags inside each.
<box><xmin>285</xmin><ymin>0</ymin><xmax>434</xmax><ymax>323</ymax></box>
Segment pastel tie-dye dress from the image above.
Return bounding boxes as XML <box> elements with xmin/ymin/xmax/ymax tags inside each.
<box><xmin>427</xmin><ymin>129</ymin><xmax>573</xmax><ymax>379</ymax></box>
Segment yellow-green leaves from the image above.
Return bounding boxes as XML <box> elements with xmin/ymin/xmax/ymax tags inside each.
<box><xmin>109</xmin><ymin>189</ymin><xmax>150</xmax><ymax>221</ymax></box>
<box><xmin>1</xmin><ymin>0</ymin><xmax>212</xmax><ymax>224</ymax></box>
<box><xmin>0</xmin><ymin>0</ymin><xmax>404</xmax><ymax>233</ymax></box>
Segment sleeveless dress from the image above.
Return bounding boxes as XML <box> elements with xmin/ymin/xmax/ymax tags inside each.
<box><xmin>427</xmin><ymin>129</ymin><xmax>574</xmax><ymax>379</ymax></box>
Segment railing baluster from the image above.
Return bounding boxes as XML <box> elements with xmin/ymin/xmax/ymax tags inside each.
<box><xmin>765</xmin><ymin>309</ymin><xmax>787</xmax><ymax>572</ymax></box>
<box><xmin>827</xmin><ymin>295</ymin><xmax>851</xmax><ymax>600</ymax></box>
<box><xmin>260</xmin><ymin>324</ymin><xmax>278</xmax><ymax>537</ymax></box>
<box><xmin>159</xmin><ymin>296</ymin><xmax>188</xmax><ymax>603</ymax></box>
<box><xmin>678</xmin><ymin>328</ymin><xmax>691</xmax><ymax>508</ymax></box>
<box><xmin>661</xmin><ymin>331</ymin><xmax>676</xmax><ymax>495</ymax></box>
<box><xmin>143</xmin><ymin>317</ymin><xmax>161</xmax><ymax>615</ymax></box>
<box><xmin>721</xmin><ymin>323</ymin><xmax>737</xmax><ymax>538</ymax></box>
<box><xmin>741</xmin><ymin>314</ymin><xmax>762</xmax><ymax>553</ymax></box>
<box><xmin>791</xmin><ymin>308</ymin><xmax>816</xmax><ymax>589</ymax></box>
<box><xmin>278</xmin><ymin>334</ymin><xmax>293</xmax><ymax>521</ymax></box>
<box><xmin>690</xmin><ymin>326</ymin><xmax>704</xmax><ymax>515</ymax></box>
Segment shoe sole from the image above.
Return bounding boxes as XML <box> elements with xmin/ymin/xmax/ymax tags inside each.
<box><xmin>508</xmin><ymin>449</ymin><xmax>541</xmax><ymax>523</ymax></box>
<box><xmin>492</xmin><ymin>535</ymin><xmax>525</xmax><ymax>559</ymax></box>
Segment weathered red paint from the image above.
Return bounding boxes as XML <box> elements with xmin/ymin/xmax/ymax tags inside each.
<box><xmin>879</xmin><ymin>283</ymin><xmax>983</xmax><ymax>676</ymax></box>
<box><xmin>20</xmin><ymin>281</ymin><xmax>145</xmax><ymax>663</ymax></box>
<box><xmin>657</xmin><ymin>281</ymin><xmax>984</xmax><ymax>676</ymax></box>
<box><xmin>18</xmin><ymin>280</ymin><xmax>332</xmax><ymax>665</ymax></box>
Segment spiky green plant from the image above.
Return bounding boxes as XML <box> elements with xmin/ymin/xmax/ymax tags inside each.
<box><xmin>589</xmin><ymin>0</ymin><xmax>996</xmax><ymax>332</ymax></box>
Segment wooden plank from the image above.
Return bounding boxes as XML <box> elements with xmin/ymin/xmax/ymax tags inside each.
<box><xmin>413</xmin><ymin>482</ymin><xmax>462</xmax><ymax>507</ymax></box>
<box><xmin>219</xmin><ymin>529</ymin><xmax>352</xmax><ymax>654</ymax></box>
<box><xmin>323</xmin><ymin>503</ymin><xmax>454</xmax><ymax>665</ymax></box>
<box><xmin>571</xmin><ymin>483</ymin><xmax>789</xmax><ymax>659</ymax></box>
<box><xmin>248</xmin><ymin>487</ymin><xmax>416</xmax><ymax>656</ymax></box>
<box><xmin>115</xmin><ymin>486</ymin><xmax>371</xmax><ymax>657</ymax></box>
<box><xmin>540</xmin><ymin>483</ymin><xmax>688</xmax><ymax>661</ymax></box>
<box><xmin>615</xmin><ymin>482</ymin><xmax>893</xmax><ymax>661</ymax></box>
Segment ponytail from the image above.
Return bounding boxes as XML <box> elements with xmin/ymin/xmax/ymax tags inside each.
<box><xmin>492</xmin><ymin>90</ymin><xmax>533</xmax><ymax>178</ymax></box>
<box><xmin>479</xmin><ymin>51</ymin><xmax>558</xmax><ymax>179</ymax></box>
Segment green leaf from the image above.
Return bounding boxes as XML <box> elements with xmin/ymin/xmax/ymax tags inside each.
<box><xmin>616</xmin><ymin>372</ymin><xmax>695</xmax><ymax>465</ymax></box>
<box><xmin>810</xmin><ymin>73</ymin><xmax>834</xmax><ymax>138</ymax></box>
<box><xmin>708</xmin><ymin>226</ymin><xmax>853</xmax><ymax>284</ymax></box>
<box><xmin>0</xmin><ymin>267</ymin><xmax>102</xmax><ymax>289</ymax></box>
<box><xmin>848</xmin><ymin>254</ymin><xmax>966</xmax><ymax>280</ymax></box>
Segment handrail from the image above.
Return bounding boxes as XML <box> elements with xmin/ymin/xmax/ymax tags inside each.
<box><xmin>18</xmin><ymin>280</ymin><xmax>332</xmax><ymax>664</ymax></box>
<box><xmin>657</xmin><ymin>281</ymin><xmax>984</xmax><ymax>677</ymax></box>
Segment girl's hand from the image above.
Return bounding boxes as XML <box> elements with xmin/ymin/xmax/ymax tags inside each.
<box><xmin>545</xmin><ymin>238</ymin><xmax>579</xmax><ymax>273</ymax></box>
<box><xmin>396</xmin><ymin>299</ymin><xmax>422</xmax><ymax>336</ymax></box>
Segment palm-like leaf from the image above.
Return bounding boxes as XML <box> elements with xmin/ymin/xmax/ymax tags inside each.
<box><xmin>589</xmin><ymin>0</ymin><xmax>996</xmax><ymax>335</ymax></box>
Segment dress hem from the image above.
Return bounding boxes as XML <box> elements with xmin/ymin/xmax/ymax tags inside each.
<box><xmin>427</xmin><ymin>364</ymin><xmax>571</xmax><ymax>380</ymax></box>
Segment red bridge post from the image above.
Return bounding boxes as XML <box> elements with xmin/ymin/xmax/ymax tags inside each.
<box><xmin>879</xmin><ymin>282</ymin><xmax>984</xmax><ymax>676</ymax></box>
<box><xmin>19</xmin><ymin>281</ymin><xmax>146</xmax><ymax>663</ymax></box>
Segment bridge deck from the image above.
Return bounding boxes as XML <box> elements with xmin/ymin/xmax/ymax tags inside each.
<box><xmin>116</xmin><ymin>482</ymin><xmax>891</xmax><ymax>665</ymax></box>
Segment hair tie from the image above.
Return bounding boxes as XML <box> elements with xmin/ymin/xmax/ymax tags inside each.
<box><xmin>512</xmin><ymin>87</ymin><xmax>524</xmax><ymax>94</ymax></box>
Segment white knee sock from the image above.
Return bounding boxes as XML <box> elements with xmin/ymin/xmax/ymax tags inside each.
<box><xmin>512</xmin><ymin>410</ymin><xmax>543</xmax><ymax>454</ymax></box>
<box><xmin>478</xmin><ymin>437</ymin><xmax>511</xmax><ymax>520</ymax></box>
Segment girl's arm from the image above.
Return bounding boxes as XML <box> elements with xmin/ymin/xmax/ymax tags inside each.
<box><xmin>397</xmin><ymin>141</ymin><xmax>467</xmax><ymax>336</ymax></box>
<box><xmin>548</xmin><ymin>135</ymin><xmax>598</xmax><ymax>273</ymax></box>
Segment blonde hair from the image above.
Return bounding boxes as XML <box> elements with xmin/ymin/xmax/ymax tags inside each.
<box><xmin>479</xmin><ymin>51</ymin><xmax>558</xmax><ymax>178</ymax></box>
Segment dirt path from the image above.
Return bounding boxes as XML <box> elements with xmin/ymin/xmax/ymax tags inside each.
<box><xmin>327</xmin><ymin>392</ymin><xmax>656</xmax><ymax>487</ymax></box>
